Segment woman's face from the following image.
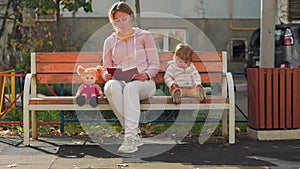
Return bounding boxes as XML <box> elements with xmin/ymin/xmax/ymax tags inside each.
<box><xmin>113</xmin><ymin>11</ymin><xmax>132</xmax><ymax>32</ymax></box>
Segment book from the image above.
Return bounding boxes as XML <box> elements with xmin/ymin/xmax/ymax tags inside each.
<box><xmin>107</xmin><ymin>67</ymin><xmax>118</xmax><ymax>75</ymax></box>
<box><xmin>107</xmin><ymin>66</ymin><xmax>138</xmax><ymax>83</ymax></box>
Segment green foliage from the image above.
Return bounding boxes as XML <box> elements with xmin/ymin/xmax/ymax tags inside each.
<box><xmin>38</xmin><ymin>110</ymin><xmax>61</xmax><ymax>122</ymax></box>
<box><xmin>1</xmin><ymin>108</ymin><xmax>248</xmax><ymax>137</ymax></box>
<box><xmin>0</xmin><ymin>108</ymin><xmax>23</xmax><ymax>122</ymax></box>
<box><xmin>22</xmin><ymin>0</ymin><xmax>93</xmax><ymax>14</ymax></box>
<box><xmin>8</xmin><ymin>21</ymin><xmax>56</xmax><ymax>71</ymax></box>
<box><xmin>23</xmin><ymin>0</ymin><xmax>57</xmax><ymax>13</ymax></box>
<box><xmin>62</xmin><ymin>0</ymin><xmax>93</xmax><ymax>13</ymax></box>
<box><xmin>156</xmin><ymin>84</ymin><xmax>170</xmax><ymax>96</ymax></box>
<box><xmin>2</xmin><ymin>0</ymin><xmax>93</xmax><ymax>71</ymax></box>
<box><xmin>16</xmin><ymin>125</ymin><xmax>23</xmax><ymax>133</ymax></box>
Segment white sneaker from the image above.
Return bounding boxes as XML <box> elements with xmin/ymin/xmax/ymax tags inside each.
<box><xmin>118</xmin><ymin>135</ymin><xmax>140</xmax><ymax>153</ymax></box>
<box><xmin>136</xmin><ymin>133</ymin><xmax>143</xmax><ymax>146</ymax></box>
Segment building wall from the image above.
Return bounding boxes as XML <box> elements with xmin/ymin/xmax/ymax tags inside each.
<box><xmin>60</xmin><ymin>0</ymin><xmax>261</xmax><ymax>72</ymax></box>
<box><xmin>62</xmin><ymin>0</ymin><xmax>261</xmax><ymax>19</ymax></box>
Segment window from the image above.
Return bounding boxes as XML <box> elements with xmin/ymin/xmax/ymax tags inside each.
<box><xmin>35</xmin><ymin>9</ymin><xmax>56</xmax><ymax>22</ymax></box>
<box><xmin>148</xmin><ymin>29</ymin><xmax>186</xmax><ymax>52</ymax></box>
<box><xmin>289</xmin><ymin>0</ymin><xmax>300</xmax><ymax>20</ymax></box>
<box><xmin>231</xmin><ymin>38</ymin><xmax>247</xmax><ymax>61</ymax></box>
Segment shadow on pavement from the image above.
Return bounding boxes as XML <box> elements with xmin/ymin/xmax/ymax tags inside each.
<box><xmin>0</xmin><ymin>136</ymin><xmax>23</xmax><ymax>146</ymax></box>
<box><xmin>54</xmin><ymin>134</ymin><xmax>300</xmax><ymax>167</ymax></box>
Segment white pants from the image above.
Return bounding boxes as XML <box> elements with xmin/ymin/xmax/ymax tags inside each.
<box><xmin>104</xmin><ymin>79</ymin><xmax>156</xmax><ymax>136</ymax></box>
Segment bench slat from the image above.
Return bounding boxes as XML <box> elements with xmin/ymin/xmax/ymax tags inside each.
<box><xmin>35</xmin><ymin>52</ymin><xmax>102</xmax><ymax>63</ymax></box>
<box><xmin>36</xmin><ymin>61</ymin><xmax>222</xmax><ymax>74</ymax></box>
<box><xmin>36</xmin><ymin>63</ymin><xmax>102</xmax><ymax>73</ymax></box>
<box><xmin>34</xmin><ymin>51</ymin><xmax>222</xmax><ymax>63</ymax></box>
<box><xmin>36</xmin><ymin>73</ymin><xmax>222</xmax><ymax>84</ymax></box>
<box><xmin>29</xmin><ymin>96</ymin><xmax>228</xmax><ymax>105</ymax></box>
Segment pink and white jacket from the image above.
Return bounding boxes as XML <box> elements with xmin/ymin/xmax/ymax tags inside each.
<box><xmin>102</xmin><ymin>27</ymin><xmax>160</xmax><ymax>80</ymax></box>
<box><xmin>164</xmin><ymin>60</ymin><xmax>202</xmax><ymax>88</ymax></box>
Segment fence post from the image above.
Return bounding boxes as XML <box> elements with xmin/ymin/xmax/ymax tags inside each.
<box><xmin>0</xmin><ymin>68</ymin><xmax>5</xmax><ymax>111</ymax></box>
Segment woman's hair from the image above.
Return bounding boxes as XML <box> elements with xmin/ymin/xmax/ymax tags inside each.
<box><xmin>108</xmin><ymin>2</ymin><xmax>134</xmax><ymax>28</ymax></box>
<box><xmin>174</xmin><ymin>43</ymin><xmax>194</xmax><ymax>62</ymax></box>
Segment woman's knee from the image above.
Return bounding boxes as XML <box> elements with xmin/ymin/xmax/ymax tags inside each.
<box><xmin>124</xmin><ymin>81</ymin><xmax>155</xmax><ymax>97</ymax></box>
<box><xmin>104</xmin><ymin>80</ymin><xmax>122</xmax><ymax>96</ymax></box>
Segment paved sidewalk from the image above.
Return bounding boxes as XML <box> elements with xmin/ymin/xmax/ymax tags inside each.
<box><xmin>0</xmin><ymin>134</ymin><xmax>299</xmax><ymax>169</ymax></box>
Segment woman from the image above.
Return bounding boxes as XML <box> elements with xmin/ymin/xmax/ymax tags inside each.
<box><xmin>102</xmin><ymin>2</ymin><xmax>160</xmax><ymax>153</ymax></box>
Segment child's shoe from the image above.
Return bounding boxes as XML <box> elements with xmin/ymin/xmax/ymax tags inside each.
<box><xmin>172</xmin><ymin>88</ymin><xmax>181</xmax><ymax>104</ymax></box>
<box><xmin>196</xmin><ymin>85</ymin><xmax>206</xmax><ymax>102</ymax></box>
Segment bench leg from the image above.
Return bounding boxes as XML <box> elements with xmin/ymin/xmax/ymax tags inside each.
<box><xmin>222</xmin><ymin>110</ymin><xmax>228</xmax><ymax>137</ymax></box>
<box><xmin>228</xmin><ymin>106</ymin><xmax>235</xmax><ymax>144</ymax></box>
<box><xmin>32</xmin><ymin>110</ymin><xmax>38</xmax><ymax>140</ymax></box>
<box><xmin>23</xmin><ymin>109</ymin><xmax>30</xmax><ymax>146</ymax></box>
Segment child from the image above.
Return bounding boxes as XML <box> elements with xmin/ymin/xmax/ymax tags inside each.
<box><xmin>164</xmin><ymin>43</ymin><xmax>206</xmax><ymax>104</ymax></box>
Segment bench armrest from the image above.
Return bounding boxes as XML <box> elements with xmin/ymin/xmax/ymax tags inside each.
<box><xmin>23</xmin><ymin>73</ymin><xmax>36</xmax><ymax>107</ymax></box>
<box><xmin>225</xmin><ymin>72</ymin><xmax>235</xmax><ymax>106</ymax></box>
<box><xmin>224</xmin><ymin>72</ymin><xmax>235</xmax><ymax>144</ymax></box>
<box><xmin>23</xmin><ymin>73</ymin><xmax>33</xmax><ymax>146</ymax></box>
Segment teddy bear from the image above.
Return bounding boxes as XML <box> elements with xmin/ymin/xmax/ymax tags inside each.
<box><xmin>75</xmin><ymin>65</ymin><xmax>104</xmax><ymax>107</ymax></box>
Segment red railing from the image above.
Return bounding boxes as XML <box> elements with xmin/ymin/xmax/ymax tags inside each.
<box><xmin>0</xmin><ymin>71</ymin><xmax>61</xmax><ymax>126</ymax></box>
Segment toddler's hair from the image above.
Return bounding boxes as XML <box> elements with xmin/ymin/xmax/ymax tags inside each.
<box><xmin>174</xmin><ymin>43</ymin><xmax>194</xmax><ymax>62</ymax></box>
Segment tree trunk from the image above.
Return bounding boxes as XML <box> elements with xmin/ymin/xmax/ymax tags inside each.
<box><xmin>0</xmin><ymin>0</ymin><xmax>11</xmax><ymax>41</ymax></box>
<box><xmin>135</xmin><ymin>0</ymin><xmax>141</xmax><ymax>27</ymax></box>
<box><xmin>56</xmin><ymin>0</ymin><xmax>61</xmax><ymax>52</ymax></box>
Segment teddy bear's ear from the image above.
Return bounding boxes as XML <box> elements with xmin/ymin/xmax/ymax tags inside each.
<box><xmin>96</xmin><ymin>65</ymin><xmax>103</xmax><ymax>79</ymax></box>
<box><xmin>77</xmin><ymin>65</ymin><xmax>85</xmax><ymax>75</ymax></box>
<box><xmin>96</xmin><ymin>65</ymin><xmax>103</xmax><ymax>72</ymax></box>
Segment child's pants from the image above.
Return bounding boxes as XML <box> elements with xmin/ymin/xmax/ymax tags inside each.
<box><xmin>170</xmin><ymin>87</ymin><xmax>205</xmax><ymax>101</ymax></box>
<box><xmin>104</xmin><ymin>79</ymin><xmax>156</xmax><ymax>136</ymax></box>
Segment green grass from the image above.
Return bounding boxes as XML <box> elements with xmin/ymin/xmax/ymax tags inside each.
<box><xmin>0</xmin><ymin>108</ymin><xmax>248</xmax><ymax>138</ymax></box>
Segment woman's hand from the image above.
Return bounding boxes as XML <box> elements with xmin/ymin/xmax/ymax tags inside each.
<box><xmin>104</xmin><ymin>73</ymin><xmax>113</xmax><ymax>81</ymax></box>
<box><xmin>132</xmin><ymin>73</ymin><xmax>149</xmax><ymax>82</ymax></box>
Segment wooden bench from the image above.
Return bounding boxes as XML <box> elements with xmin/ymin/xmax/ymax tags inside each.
<box><xmin>23</xmin><ymin>51</ymin><xmax>235</xmax><ymax>145</ymax></box>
